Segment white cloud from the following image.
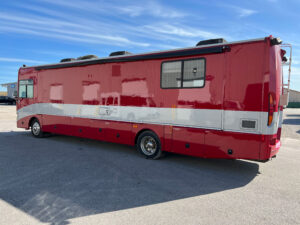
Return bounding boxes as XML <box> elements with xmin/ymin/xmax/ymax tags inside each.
<box><xmin>220</xmin><ymin>4</ymin><xmax>257</xmax><ymax>18</ymax></box>
<box><xmin>40</xmin><ymin>0</ymin><xmax>185</xmax><ymax>19</ymax></box>
<box><xmin>33</xmin><ymin>50</ymin><xmax>85</xmax><ymax>58</ymax></box>
<box><xmin>282</xmin><ymin>65</ymin><xmax>300</xmax><ymax>91</ymax></box>
<box><xmin>0</xmin><ymin>3</ymin><xmax>220</xmax><ymax>51</ymax></box>
<box><xmin>289</xmin><ymin>66</ymin><xmax>300</xmax><ymax>76</ymax></box>
<box><xmin>145</xmin><ymin>23</ymin><xmax>224</xmax><ymax>39</ymax></box>
<box><xmin>0</xmin><ymin>57</ymin><xmax>46</xmax><ymax>64</ymax></box>
<box><xmin>117</xmin><ymin>1</ymin><xmax>185</xmax><ymax>18</ymax></box>
<box><xmin>0</xmin><ymin>13</ymin><xmax>150</xmax><ymax>47</ymax></box>
<box><xmin>1</xmin><ymin>1</ymin><xmax>229</xmax><ymax>55</ymax></box>
<box><xmin>237</xmin><ymin>8</ymin><xmax>257</xmax><ymax>17</ymax></box>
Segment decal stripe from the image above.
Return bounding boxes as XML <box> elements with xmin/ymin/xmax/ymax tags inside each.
<box><xmin>17</xmin><ymin>103</ymin><xmax>279</xmax><ymax>135</ymax></box>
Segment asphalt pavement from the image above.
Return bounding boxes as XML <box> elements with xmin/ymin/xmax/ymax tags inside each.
<box><xmin>0</xmin><ymin>105</ymin><xmax>299</xmax><ymax>225</ymax></box>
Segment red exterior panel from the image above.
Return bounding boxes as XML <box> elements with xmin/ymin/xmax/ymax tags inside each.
<box><xmin>16</xmin><ymin>36</ymin><xmax>285</xmax><ymax>161</ymax></box>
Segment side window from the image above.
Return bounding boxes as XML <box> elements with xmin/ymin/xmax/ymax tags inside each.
<box><xmin>183</xmin><ymin>59</ymin><xmax>205</xmax><ymax>88</ymax></box>
<box><xmin>19</xmin><ymin>79</ymin><xmax>34</xmax><ymax>98</ymax></box>
<box><xmin>161</xmin><ymin>58</ymin><xmax>205</xmax><ymax>89</ymax></box>
<box><xmin>19</xmin><ymin>84</ymin><xmax>27</xmax><ymax>98</ymax></box>
<box><xmin>161</xmin><ymin>61</ymin><xmax>182</xmax><ymax>88</ymax></box>
<box><xmin>27</xmin><ymin>84</ymin><xmax>34</xmax><ymax>98</ymax></box>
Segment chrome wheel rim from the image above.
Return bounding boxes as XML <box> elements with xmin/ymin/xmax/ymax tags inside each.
<box><xmin>140</xmin><ymin>136</ymin><xmax>157</xmax><ymax>156</ymax></box>
<box><xmin>32</xmin><ymin>122</ymin><xmax>40</xmax><ymax>136</ymax></box>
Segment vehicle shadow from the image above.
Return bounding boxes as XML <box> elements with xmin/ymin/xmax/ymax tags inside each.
<box><xmin>0</xmin><ymin>131</ymin><xmax>259</xmax><ymax>225</ymax></box>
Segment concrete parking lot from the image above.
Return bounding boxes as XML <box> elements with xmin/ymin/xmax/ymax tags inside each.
<box><xmin>0</xmin><ymin>105</ymin><xmax>299</xmax><ymax>225</ymax></box>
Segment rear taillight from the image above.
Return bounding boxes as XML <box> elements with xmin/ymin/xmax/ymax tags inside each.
<box><xmin>268</xmin><ymin>93</ymin><xmax>275</xmax><ymax>126</ymax></box>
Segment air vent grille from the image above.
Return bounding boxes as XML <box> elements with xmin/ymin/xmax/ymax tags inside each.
<box><xmin>241</xmin><ymin>120</ymin><xmax>256</xmax><ymax>129</ymax></box>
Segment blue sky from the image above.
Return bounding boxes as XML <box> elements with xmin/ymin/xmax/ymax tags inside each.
<box><xmin>0</xmin><ymin>0</ymin><xmax>300</xmax><ymax>91</ymax></box>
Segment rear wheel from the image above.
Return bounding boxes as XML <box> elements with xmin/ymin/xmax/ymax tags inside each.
<box><xmin>31</xmin><ymin>119</ymin><xmax>44</xmax><ymax>138</ymax></box>
<box><xmin>136</xmin><ymin>131</ymin><xmax>163</xmax><ymax>159</ymax></box>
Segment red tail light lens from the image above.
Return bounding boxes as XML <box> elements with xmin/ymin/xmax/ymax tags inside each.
<box><xmin>268</xmin><ymin>94</ymin><xmax>275</xmax><ymax>126</ymax></box>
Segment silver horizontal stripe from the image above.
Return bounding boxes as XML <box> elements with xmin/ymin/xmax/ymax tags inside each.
<box><xmin>17</xmin><ymin>103</ymin><xmax>279</xmax><ymax>135</ymax></box>
<box><xmin>278</xmin><ymin>110</ymin><xmax>283</xmax><ymax>128</ymax></box>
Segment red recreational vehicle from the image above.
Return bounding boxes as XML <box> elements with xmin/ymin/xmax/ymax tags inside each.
<box><xmin>16</xmin><ymin>36</ymin><xmax>291</xmax><ymax>161</ymax></box>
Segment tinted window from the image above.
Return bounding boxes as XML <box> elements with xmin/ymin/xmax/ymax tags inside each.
<box><xmin>161</xmin><ymin>61</ymin><xmax>182</xmax><ymax>88</ymax></box>
<box><xmin>161</xmin><ymin>58</ymin><xmax>205</xmax><ymax>89</ymax></box>
<box><xmin>19</xmin><ymin>85</ymin><xmax>27</xmax><ymax>98</ymax></box>
<box><xmin>183</xmin><ymin>59</ymin><xmax>205</xmax><ymax>88</ymax></box>
<box><xmin>19</xmin><ymin>79</ymin><xmax>33</xmax><ymax>98</ymax></box>
<box><xmin>27</xmin><ymin>85</ymin><xmax>34</xmax><ymax>98</ymax></box>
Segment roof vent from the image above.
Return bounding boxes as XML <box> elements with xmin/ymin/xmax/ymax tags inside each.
<box><xmin>77</xmin><ymin>55</ymin><xmax>98</xmax><ymax>60</ymax></box>
<box><xmin>196</xmin><ymin>38</ymin><xmax>227</xmax><ymax>46</ymax></box>
<box><xmin>60</xmin><ymin>58</ymin><xmax>76</xmax><ymax>63</ymax></box>
<box><xmin>109</xmin><ymin>51</ymin><xmax>132</xmax><ymax>57</ymax></box>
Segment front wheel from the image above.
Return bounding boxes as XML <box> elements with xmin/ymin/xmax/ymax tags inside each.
<box><xmin>31</xmin><ymin>119</ymin><xmax>44</xmax><ymax>138</ymax></box>
<box><xmin>136</xmin><ymin>131</ymin><xmax>163</xmax><ymax>159</ymax></box>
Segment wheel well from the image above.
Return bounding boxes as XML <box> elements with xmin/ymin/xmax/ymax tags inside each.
<box><xmin>134</xmin><ymin>129</ymin><xmax>157</xmax><ymax>145</ymax></box>
<box><xmin>28</xmin><ymin>117</ymin><xmax>37</xmax><ymax>128</ymax></box>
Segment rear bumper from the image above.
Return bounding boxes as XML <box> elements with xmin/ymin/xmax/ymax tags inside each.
<box><xmin>258</xmin><ymin>138</ymin><xmax>281</xmax><ymax>162</ymax></box>
<box><xmin>269</xmin><ymin>140</ymin><xmax>281</xmax><ymax>158</ymax></box>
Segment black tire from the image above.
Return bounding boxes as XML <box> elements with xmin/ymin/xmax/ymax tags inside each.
<box><xmin>30</xmin><ymin>119</ymin><xmax>44</xmax><ymax>138</ymax></box>
<box><xmin>136</xmin><ymin>131</ymin><xmax>164</xmax><ymax>159</ymax></box>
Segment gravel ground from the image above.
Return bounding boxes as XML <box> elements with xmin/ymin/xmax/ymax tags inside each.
<box><xmin>0</xmin><ymin>105</ymin><xmax>299</xmax><ymax>225</ymax></box>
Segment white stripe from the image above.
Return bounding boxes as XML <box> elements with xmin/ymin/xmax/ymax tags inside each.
<box><xmin>278</xmin><ymin>110</ymin><xmax>283</xmax><ymax>128</ymax></box>
<box><xmin>17</xmin><ymin>103</ymin><xmax>279</xmax><ymax>135</ymax></box>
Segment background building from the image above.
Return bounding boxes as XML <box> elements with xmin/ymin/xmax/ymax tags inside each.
<box><xmin>288</xmin><ymin>89</ymin><xmax>300</xmax><ymax>102</ymax></box>
<box><xmin>1</xmin><ymin>82</ymin><xmax>17</xmax><ymax>98</ymax></box>
<box><xmin>284</xmin><ymin>88</ymin><xmax>300</xmax><ymax>108</ymax></box>
<box><xmin>0</xmin><ymin>91</ymin><xmax>7</xmax><ymax>96</ymax></box>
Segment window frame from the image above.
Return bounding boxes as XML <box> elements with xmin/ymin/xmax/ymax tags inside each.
<box><xmin>160</xmin><ymin>57</ymin><xmax>206</xmax><ymax>89</ymax></box>
<box><xmin>18</xmin><ymin>79</ymin><xmax>34</xmax><ymax>98</ymax></box>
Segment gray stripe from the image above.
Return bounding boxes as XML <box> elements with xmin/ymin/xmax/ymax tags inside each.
<box><xmin>278</xmin><ymin>110</ymin><xmax>283</xmax><ymax>128</ymax></box>
<box><xmin>17</xmin><ymin>103</ymin><xmax>279</xmax><ymax>135</ymax></box>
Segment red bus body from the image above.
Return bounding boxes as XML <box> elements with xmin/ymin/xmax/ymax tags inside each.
<box><xmin>17</xmin><ymin>36</ymin><xmax>286</xmax><ymax>161</ymax></box>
